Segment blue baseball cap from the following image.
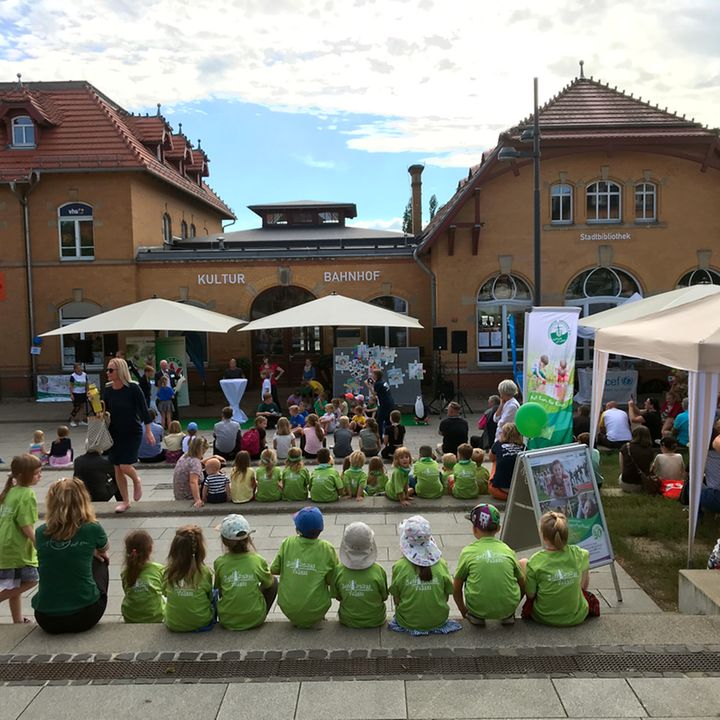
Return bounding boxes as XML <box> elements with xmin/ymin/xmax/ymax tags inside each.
<box><xmin>187</xmin><ymin>422</ymin><xmax>198</xmax><ymax>432</ymax></box>
<box><xmin>293</xmin><ymin>507</ymin><xmax>324</xmax><ymax>536</ymax></box>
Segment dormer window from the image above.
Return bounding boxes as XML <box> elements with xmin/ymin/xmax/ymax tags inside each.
<box><xmin>11</xmin><ymin>116</ymin><xmax>35</xmax><ymax>147</ymax></box>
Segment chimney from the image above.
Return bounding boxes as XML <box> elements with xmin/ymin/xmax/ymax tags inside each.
<box><xmin>408</xmin><ymin>164</ymin><xmax>424</xmax><ymax>236</ymax></box>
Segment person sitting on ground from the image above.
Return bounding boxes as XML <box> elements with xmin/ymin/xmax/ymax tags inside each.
<box><xmin>437</xmin><ymin>401</ymin><xmax>468</xmax><ymax>458</ymax></box>
<box><xmin>493</xmin><ymin>380</ymin><xmax>520</xmax><ymax>443</ymax></box>
<box><xmin>365</xmin><ymin>456</ymin><xmax>388</xmax><ymax>496</ymax></box>
<box><xmin>382</xmin><ymin>409</ymin><xmax>406</xmax><ymax>460</ymax></box>
<box><xmin>319</xmin><ymin>403</ymin><xmax>338</xmax><ymax>435</ymax></box>
<box><xmin>660</xmin><ymin>390</ymin><xmax>683</xmax><ymax>435</ymax></box>
<box><xmin>619</xmin><ymin>426</ymin><xmax>656</xmax><ymax>494</ymax></box>
<box><xmin>121</xmin><ymin>530</ymin><xmax>164</xmax><ymax>624</ymax></box>
<box><xmin>386</xmin><ymin>447</ymin><xmax>412</xmax><ymax>506</ymax></box>
<box><xmin>452</xmin><ymin>443</ymin><xmax>480</xmax><ymax>499</ymax></box>
<box><xmin>471</xmin><ymin>448</ymin><xmax>490</xmax><ymax>495</ymax></box>
<box><xmin>138</xmin><ymin>409</ymin><xmax>165</xmax><ymax>463</ymax></box>
<box><xmin>273</xmin><ymin>416</ymin><xmax>296</xmax><ymax>461</ymax></box>
<box><xmin>651</xmin><ymin>436</ymin><xmax>686</xmax><ymax>484</ymax></box>
<box><xmin>309</xmin><ymin>448</ymin><xmax>345</xmax><ymax>503</ymax></box>
<box><xmin>440</xmin><ymin>453</ymin><xmax>456</xmax><ymax>493</ymax></box>
<box><xmin>162</xmin><ymin>420</ymin><xmax>185</xmax><ymax>465</ymax></box>
<box><xmin>342</xmin><ymin>450</ymin><xmax>367</xmax><ymax>501</ymax></box>
<box><xmin>628</xmin><ymin>397</ymin><xmax>663</xmax><ymax>443</ymax></box>
<box><xmin>572</xmin><ymin>405</ymin><xmax>591</xmax><ymax>439</ymax></box>
<box><xmin>453</xmin><ymin>503</ymin><xmax>523</xmax><ymax>626</ymax></box>
<box><xmin>412</xmin><ymin>445</ymin><xmax>443</xmax><ymax>499</ymax></box>
<box><xmin>223</xmin><ymin>358</ymin><xmax>245</xmax><ymax>380</ymax></box>
<box><xmin>256</xmin><ymin>393</ymin><xmax>282</xmax><ymax>430</ymax></box>
<box><xmin>359</xmin><ymin>417</ymin><xmax>381</xmax><ymax>458</ymax></box>
<box><xmin>332</xmin><ymin>416</ymin><xmax>354</xmax><ymax>461</ymax></box>
<box><xmin>173</xmin><ymin>436</ymin><xmax>209</xmax><ymax>508</ymax></box>
<box><xmin>270</xmin><ymin>507</ymin><xmax>338</xmax><ymax>628</ymax></box>
<box><xmin>471</xmin><ymin>395</ymin><xmax>500</xmax><ymax>451</ymax></box>
<box><xmin>255</xmin><ymin>448</ymin><xmax>283</xmax><ymax>502</ymax></box>
<box><xmin>349</xmin><ymin>404</ymin><xmax>367</xmax><ymax>433</ymax></box>
<box><xmin>672</xmin><ymin>398</ymin><xmax>690</xmax><ymax>447</ymax></box>
<box><xmin>181</xmin><ymin>422</ymin><xmax>199</xmax><ymax>454</ymax></box>
<box><xmin>28</xmin><ymin>430</ymin><xmax>49</xmax><ymax>465</ymax></box>
<box><xmin>281</xmin><ymin>447</ymin><xmax>310</xmax><ymax>501</ymax></box>
<box><xmin>202</xmin><ymin>457</ymin><xmax>230</xmax><ymax>504</ymax></box>
<box><xmin>597</xmin><ymin>401</ymin><xmax>632</xmax><ymax>449</ymax></box>
<box><xmin>240</xmin><ymin>417</ymin><xmax>267</xmax><ymax>461</ymax></box>
<box><xmin>301</xmin><ymin>414</ymin><xmax>325</xmax><ymax>460</ymax></box>
<box><xmin>73</xmin><ymin>445</ymin><xmax>122</xmax><ymax>502</ymax></box>
<box><xmin>488</xmin><ymin>423</ymin><xmax>525</xmax><ymax>501</ymax></box>
<box><xmin>700</xmin><ymin>421</ymin><xmax>720</xmax><ymax>514</ymax></box>
<box><xmin>288</xmin><ymin>404</ymin><xmax>306</xmax><ymax>432</ymax></box>
<box><xmin>213</xmin><ymin>406</ymin><xmax>242</xmax><ymax>461</ymax></box>
<box><xmin>48</xmin><ymin>425</ymin><xmax>73</xmax><ymax>468</ymax></box>
<box><xmin>576</xmin><ymin>433</ymin><xmax>603</xmax><ymax>487</ymax></box>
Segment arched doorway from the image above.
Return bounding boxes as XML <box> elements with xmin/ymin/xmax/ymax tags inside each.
<box><xmin>250</xmin><ymin>286</ymin><xmax>321</xmax><ymax>384</ymax></box>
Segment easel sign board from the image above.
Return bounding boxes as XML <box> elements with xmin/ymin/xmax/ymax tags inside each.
<box><xmin>501</xmin><ymin>444</ymin><xmax>615</xmax><ymax>570</ymax></box>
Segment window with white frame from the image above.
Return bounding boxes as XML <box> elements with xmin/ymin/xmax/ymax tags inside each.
<box><xmin>162</xmin><ymin>213</ymin><xmax>172</xmax><ymax>243</ymax></box>
<box><xmin>551</xmin><ymin>184</ymin><xmax>573</xmax><ymax>224</ymax></box>
<box><xmin>634</xmin><ymin>182</ymin><xmax>656</xmax><ymax>222</ymax></box>
<box><xmin>677</xmin><ymin>268</ymin><xmax>720</xmax><ymax>287</ymax></box>
<box><xmin>189</xmin><ymin>223</ymin><xmax>196</xmax><ymax>238</ymax></box>
<box><xmin>367</xmin><ymin>296</ymin><xmax>409</xmax><ymax>347</ymax></box>
<box><xmin>476</xmin><ymin>274</ymin><xmax>532</xmax><ymax>365</ymax></box>
<box><xmin>586</xmin><ymin>181</ymin><xmax>621</xmax><ymax>223</ymax></box>
<box><xmin>11</xmin><ymin>116</ymin><xmax>35</xmax><ymax>147</ymax></box>
<box><xmin>58</xmin><ymin>203</ymin><xmax>94</xmax><ymax>260</ymax></box>
<box><xmin>566</xmin><ymin>266</ymin><xmax>640</xmax><ymax>362</ymax></box>
<box><xmin>59</xmin><ymin>301</ymin><xmax>105</xmax><ymax>369</ymax></box>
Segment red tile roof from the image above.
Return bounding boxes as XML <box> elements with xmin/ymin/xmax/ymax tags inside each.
<box><xmin>0</xmin><ymin>81</ymin><xmax>234</xmax><ymax>219</ymax></box>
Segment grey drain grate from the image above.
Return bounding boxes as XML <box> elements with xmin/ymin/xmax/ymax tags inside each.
<box><xmin>2</xmin><ymin>653</ymin><xmax>720</xmax><ymax>682</ymax></box>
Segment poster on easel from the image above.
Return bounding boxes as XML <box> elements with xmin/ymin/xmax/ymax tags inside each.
<box><xmin>501</xmin><ymin>444</ymin><xmax>620</xmax><ymax>598</ymax></box>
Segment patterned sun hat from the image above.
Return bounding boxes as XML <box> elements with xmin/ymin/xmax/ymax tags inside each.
<box><xmin>219</xmin><ymin>514</ymin><xmax>253</xmax><ymax>539</ymax></box>
<box><xmin>399</xmin><ymin>515</ymin><xmax>442</xmax><ymax>567</ymax></box>
<box><xmin>467</xmin><ymin>503</ymin><xmax>501</xmax><ymax>532</ymax></box>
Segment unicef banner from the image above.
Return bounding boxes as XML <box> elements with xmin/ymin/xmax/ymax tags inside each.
<box><xmin>523</xmin><ymin>307</ymin><xmax>581</xmax><ymax>448</ymax></box>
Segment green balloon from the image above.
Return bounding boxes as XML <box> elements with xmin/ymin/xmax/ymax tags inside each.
<box><xmin>515</xmin><ymin>402</ymin><xmax>548</xmax><ymax>438</ymax></box>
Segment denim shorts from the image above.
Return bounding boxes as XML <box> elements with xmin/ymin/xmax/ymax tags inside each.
<box><xmin>0</xmin><ymin>566</ymin><xmax>39</xmax><ymax>590</ymax></box>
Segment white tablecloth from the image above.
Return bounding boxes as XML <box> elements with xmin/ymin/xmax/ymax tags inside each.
<box><xmin>219</xmin><ymin>379</ymin><xmax>248</xmax><ymax>423</ymax></box>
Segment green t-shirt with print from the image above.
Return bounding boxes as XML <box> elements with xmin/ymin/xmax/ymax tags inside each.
<box><xmin>255</xmin><ymin>466</ymin><xmax>283</xmax><ymax>502</ymax></box>
<box><xmin>281</xmin><ymin>466</ymin><xmax>310</xmax><ymax>501</ymax></box>
<box><xmin>385</xmin><ymin>466</ymin><xmax>410</xmax><ymax>501</ymax></box>
<box><xmin>163</xmin><ymin>564</ymin><xmax>214</xmax><ymax>632</ymax></box>
<box><xmin>413</xmin><ymin>457</ymin><xmax>443</xmax><ymax>499</ymax></box>
<box><xmin>121</xmin><ymin>561</ymin><xmax>165</xmax><ymax>623</ymax></box>
<box><xmin>475</xmin><ymin>465</ymin><xmax>490</xmax><ymax>495</ymax></box>
<box><xmin>343</xmin><ymin>467</ymin><xmax>368</xmax><ymax>496</ymax></box>
<box><xmin>330</xmin><ymin>563</ymin><xmax>388</xmax><ymax>628</ymax></box>
<box><xmin>455</xmin><ymin>537</ymin><xmax>522</xmax><ymax>620</ymax></box>
<box><xmin>32</xmin><ymin>522</ymin><xmax>108</xmax><ymax>615</ymax></box>
<box><xmin>452</xmin><ymin>460</ymin><xmax>479</xmax><ymax>499</ymax></box>
<box><xmin>389</xmin><ymin>557</ymin><xmax>453</xmax><ymax>631</ymax></box>
<box><xmin>310</xmin><ymin>464</ymin><xmax>344</xmax><ymax>503</ymax></box>
<box><xmin>365</xmin><ymin>470</ymin><xmax>387</xmax><ymax>496</ymax></box>
<box><xmin>441</xmin><ymin>468</ymin><xmax>453</xmax><ymax>491</ymax></box>
<box><xmin>525</xmin><ymin>544</ymin><xmax>590</xmax><ymax>627</ymax></box>
<box><xmin>0</xmin><ymin>486</ymin><xmax>38</xmax><ymax>568</ymax></box>
<box><xmin>270</xmin><ymin>535</ymin><xmax>338</xmax><ymax>627</ymax></box>
<box><xmin>214</xmin><ymin>552</ymin><xmax>274</xmax><ymax>630</ymax></box>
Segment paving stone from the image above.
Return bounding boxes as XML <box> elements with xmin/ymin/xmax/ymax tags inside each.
<box><xmin>136</xmin><ymin>652</ymin><xmax>157</xmax><ymax>661</ymax></box>
<box><xmin>329</xmin><ymin>650</ymin><xmax>349</xmax><ymax>659</ymax></box>
<box><xmin>0</xmin><ymin>655</ymin><xmax>12</xmax><ymax>663</ymax></box>
<box><xmin>264</xmin><ymin>651</ymin><xmax>282</xmax><ymax>660</ymax></box>
<box><xmin>629</xmin><ymin>678</ymin><xmax>720</xmax><ymax>717</ymax></box>
<box><xmin>0</xmin><ymin>686</ymin><xmax>43</xmax><ymax>720</ymax></box>
<box><xmin>308</xmin><ymin>649</ymin><xmax>328</xmax><ymax>659</ymax></box>
<box><xmin>177</xmin><ymin>651</ymin><xmax>198</xmax><ymax>660</ymax></box>
<box><xmin>296</xmin><ymin>680</ymin><xmax>406</xmax><ymax>720</ymax></box>
<box><xmin>114</xmin><ymin>652</ymin><xmax>135</xmax><ymax>661</ymax></box>
<box><xmin>285</xmin><ymin>650</ymin><xmax>306</xmax><ymax>659</ymax></box>
<box><xmin>50</xmin><ymin>654</ymin><xmax>72</xmax><ymax>663</ymax></box>
<box><xmin>200</xmin><ymin>652</ymin><xmax>218</xmax><ymax>660</ymax></box>
<box><xmin>218</xmin><ymin>682</ymin><xmax>300</xmax><ymax>720</ymax></box>
<box><xmin>221</xmin><ymin>651</ymin><xmax>242</xmax><ymax>661</ymax></box>
<box><xmin>244</xmin><ymin>651</ymin><xmax>264</xmax><ymax>660</ymax></box>
<box><xmin>157</xmin><ymin>652</ymin><xmax>175</xmax><ymax>661</ymax></box>
<box><xmin>9</xmin><ymin>655</ymin><xmax>31</xmax><ymax>663</ymax></box>
<box><xmin>553</xmin><ymin>678</ymin><xmax>647</xmax><ymax>717</ymax></box>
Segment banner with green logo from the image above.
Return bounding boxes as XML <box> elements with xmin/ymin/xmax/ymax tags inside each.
<box><xmin>523</xmin><ymin>307</ymin><xmax>581</xmax><ymax>449</ymax></box>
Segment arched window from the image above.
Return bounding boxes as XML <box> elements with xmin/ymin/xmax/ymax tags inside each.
<box><xmin>162</xmin><ymin>213</ymin><xmax>172</xmax><ymax>243</ymax></box>
<box><xmin>189</xmin><ymin>223</ymin><xmax>196</xmax><ymax>238</ymax></box>
<box><xmin>11</xmin><ymin>116</ymin><xmax>35</xmax><ymax>146</ymax></box>
<box><xmin>551</xmin><ymin>183</ymin><xmax>573</xmax><ymax>224</ymax></box>
<box><xmin>566</xmin><ymin>266</ymin><xmax>641</xmax><ymax>362</ymax></box>
<box><xmin>477</xmin><ymin>274</ymin><xmax>532</xmax><ymax>364</ymax></box>
<box><xmin>180</xmin><ymin>220</ymin><xmax>188</xmax><ymax>240</ymax></box>
<box><xmin>368</xmin><ymin>296</ymin><xmax>409</xmax><ymax>347</ymax></box>
<box><xmin>58</xmin><ymin>203</ymin><xmax>94</xmax><ymax>260</ymax></box>
<box><xmin>634</xmin><ymin>182</ymin><xmax>656</xmax><ymax>222</ymax></box>
<box><xmin>59</xmin><ymin>300</ymin><xmax>104</xmax><ymax>369</ymax></box>
<box><xmin>586</xmin><ymin>181</ymin><xmax>621</xmax><ymax>223</ymax></box>
<box><xmin>677</xmin><ymin>268</ymin><xmax>720</xmax><ymax>287</ymax></box>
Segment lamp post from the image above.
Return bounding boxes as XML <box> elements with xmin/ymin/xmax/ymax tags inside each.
<box><xmin>499</xmin><ymin>77</ymin><xmax>541</xmax><ymax>306</ymax></box>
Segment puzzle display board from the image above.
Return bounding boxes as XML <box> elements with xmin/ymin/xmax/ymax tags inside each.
<box><xmin>332</xmin><ymin>346</ymin><xmax>422</xmax><ymax>406</ymax></box>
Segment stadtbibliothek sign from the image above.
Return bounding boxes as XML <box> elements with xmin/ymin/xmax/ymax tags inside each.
<box><xmin>579</xmin><ymin>231</ymin><xmax>632</xmax><ymax>241</ymax></box>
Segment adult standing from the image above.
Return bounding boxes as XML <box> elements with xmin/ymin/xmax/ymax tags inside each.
<box><xmin>103</xmin><ymin>357</ymin><xmax>155</xmax><ymax>513</ymax></box>
<box><xmin>302</xmin><ymin>358</ymin><xmax>316</xmax><ymax>382</ymax></box>
<box><xmin>138</xmin><ymin>364</ymin><xmax>154</xmax><ymax>409</ymax></box>
<box><xmin>437</xmin><ymin>401</ymin><xmax>469</xmax><ymax>456</ymax></box>
<box><xmin>368</xmin><ymin>368</ymin><xmax>396</xmax><ymax>439</ymax></box>
<box><xmin>260</xmin><ymin>356</ymin><xmax>284</xmax><ymax>407</ymax></box>
<box><xmin>68</xmin><ymin>362</ymin><xmax>89</xmax><ymax>427</ymax></box>
<box><xmin>32</xmin><ymin>478</ymin><xmax>110</xmax><ymax>634</ymax></box>
<box><xmin>223</xmin><ymin>358</ymin><xmax>245</xmax><ymax>379</ymax></box>
<box><xmin>493</xmin><ymin>380</ymin><xmax>520</xmax><ymax>442</ymax></box>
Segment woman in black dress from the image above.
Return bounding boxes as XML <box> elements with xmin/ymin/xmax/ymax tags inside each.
<box><xmin>103</xmin><ymin>357</ymin><xmax>154</xmax><ymax>513</ymax></box>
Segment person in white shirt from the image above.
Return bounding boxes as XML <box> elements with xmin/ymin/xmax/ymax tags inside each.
<box><xmin>493</xmin><ymin>379</ymin><xmax>520</xmax><ymax>442</ymax></box>
<box><xmin>69</xmin><ymin>363</ymin><xmax>89</xmax><ymax>426</ymax></box>
<box><xmin>598</xmin><ymin>401</ymin><xmax>633</xmax><ymax>448</ymax></box>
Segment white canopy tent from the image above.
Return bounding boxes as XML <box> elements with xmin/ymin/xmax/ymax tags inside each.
<box><xmin>41</xmin><ymin>298</ymin><xmax>247</xmax><ymax>336</ymax></box>
<box><xmin>589</xmin><ymin>292</ymin><xmax>720</xmax><ymax>565</ymax></box>
<box><xmin>238</xmin><ymin>293</ymin><xmax>423</xmax><ymax>332</ymax></box>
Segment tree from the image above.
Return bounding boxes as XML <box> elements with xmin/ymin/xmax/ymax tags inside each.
<box><xmin>402</xmin><ymin>197</ymin><xmax>412</xmax><ymax>234</ymax></box>
<box><xmin>429</xmin><ymin>194</ymin><xmax>438</xmax><ymax>219</ymax></box>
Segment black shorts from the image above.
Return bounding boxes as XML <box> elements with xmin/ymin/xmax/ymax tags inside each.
<box><xmin>72</xmin><ymin>393</ymin><xmax>87</xmax><ymax>407</ymax></box>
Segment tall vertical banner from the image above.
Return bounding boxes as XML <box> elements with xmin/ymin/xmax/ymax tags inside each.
<box><xmin>523</xmin><ymin>307</ymin><xmax>581</xmax><ymax>449</ymax></box>
<box><xmin>155</xmin><ymin>336</ymin><xmax>190</xmax><ymax>407</ymax></box>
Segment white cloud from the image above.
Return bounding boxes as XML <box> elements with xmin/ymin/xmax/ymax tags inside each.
<box><xmin>1</xmin><ymin>0</ymin><xmax>719</xmax><ymax>164</ymax></box>
<box><xmin>294</xmin><ymin>154</ymin><xmax>337</xmax><ymax>169</ymax></box>
<box><xmin>348</xmin><ymin>216</ymin><xmax>404</xmax><ymax>232</ymax></box>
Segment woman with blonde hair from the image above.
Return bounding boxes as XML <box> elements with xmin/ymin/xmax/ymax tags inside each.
<box><xmin>102</xmin><ymin>357</ymin><xmax>155</xmax><ymax>513</ymax></box>
<box><xmin>32</xmin><ymin>477</ymin><xmax>110</xmax><ymax>633</ymax></box>
<box><xmin>173</xmin><ymin>436</ymin><xmax>209</xmax><ymax>508</ymax></box>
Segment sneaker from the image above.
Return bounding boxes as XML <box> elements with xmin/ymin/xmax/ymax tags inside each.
<box><xmin>70</xmin><ymin>421</ymin><xmax>78</xmax><ymax>427</ymax></box>
<box><xmin>466</xmin><ymin>613</ymin><xmax>485</xmax><ymax>627</ymax></box>
<box><xmin>80</xmin><ymin>420</ymin><xmax>88</xmax><ymax>426</ymax></box>
<box><xmin>501</xmin><ymin>615</ymin><xmax>515</xmax><ymax>626</ymax></box>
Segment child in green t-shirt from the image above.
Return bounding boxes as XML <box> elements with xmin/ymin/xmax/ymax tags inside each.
<box><xmin>365</xmin><ymin>456</ymin><xmax>388</xmax><ymax>496</ymax></box>
<box><xmin>412</xmin><ymin>445</ymin><xmax>444</xmax><ymax>499</ymax></box>
<box><xmin>453</xmin><ymin>503</ymin><xmax>523</xmax><ymax>626</ymax></box>
<box><xmin>121</xmin><ymin>529</ymin><xmax>164</xmax><ymax>623</ymax></box>
<box><xmin>388</xmin><ymin>515</ymin><xmax>461</xmax><ymax>635</ymax></box>
<box><xmin>214</xmin><ymin>514</ymin><xmax>277</xmax><ymax>631</ymax></box>
<box><xmin>331</xmin><ymin>521</ymin><xmax>388</xmax><ymax>628</ymax></box>
<box><xmin>471</xmin><ymin>448</ymin><xmax>490</xmax><ymax>495</ymax></box>
<box><xmin>452</xmin><ymin>443</ymin><xmax>479</xmax><ymax>499</ymax></box>
<box><xmin>270</xmin><ymin>507</ymin><xmax>339</xmax><ymax>627</ymax></box>
<box><xmin>309</xmin><ymin>448</ymin><xmax>345</xmax><ymax>502</ymax></box>
<box><xmin>386</xmin><ymin>447</ymin><xmax>412</xmax><ymax>506</ymax></box>
<box><xmin>281</xmin><ymin>447</ymin><xmax>310</xmax><ymax>501</ymax></box>
<box><xmin>441</xmin><ymin>453</ymin><xmax>456</xmax><ymax>494</ymax></box>
<box><xmin>521</xmin><ymin>511</ymin><xmax>596</xmax><ymax>626</ymax></box>
<box><xmin>343</xmin><ymin>450</ymin><xmax>367</xmax><ymax>501</ymax></box>
<box><xmin>163</xmin><ymin>525</ymin><xmax>215</xmax><ymax>632</ymax></box>
<box><xmin>255</xmin><ymin>448</ymin><xmax>283</xmax><ymax>502</ymax></box>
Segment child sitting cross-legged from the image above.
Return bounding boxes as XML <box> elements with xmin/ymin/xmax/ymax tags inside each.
<box><xmin>281</xmin><ymin>447</ymin><xmax>310</xmax><ymax>501</ymax></box>
<box><xmin>309</xmin><ymin>448</ymin><xmax>345</xmax><ymax>503</ymax></box>
<box><xmin>452</xmin><ymin>443</ymin><xmax>480</xmax><ymax>499</ymax></box>
<box><xmin>365</xmin><ymin>456</ymin><xmax>388</xmax><ymax>496</ymax></box>
<box><xmin>453</xmin><ymin>504</ymin><xmax>523</xmax><ymax>627</ymax></box>
<box><xmin>202</xmin><ymin>457</ymin><xmax>231</xmax><ymax>504</ymax></box>
<box><xmin>412</xmin><ymin>445</ymin><xmax>444</xmax><ymax>499</ymax></box>
<box><xmin>270</xmin><ymin>507</ymin><xmax>339</xmax><ymax>628</ymax></box>
<box><xmin>230</xmin><ymin>451</ymin><xmax>255</xmax><ymax>504</ymax></box>
<box><xmin>471</xmin><ymin>448</ymin><xmax>490</xmax><ymax>495</ymax></box>
<box><xmin>343</xmin><ymin>450</ymin><xmax>367</xmax><ymax>501</ymax></box>
<box><xmin>255</xmin><ymin>448</ymin><xmax>283</xmax><ymax>502</ymax></box>
<box><xmin>331</xmin><ymin>522</ymin><xmax>388</xmax><ymax>628</ymax></box>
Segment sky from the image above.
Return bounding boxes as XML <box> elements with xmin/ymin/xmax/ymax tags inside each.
<box><xmin>1</xmin><ymin>0</ymin><xmax>719</xmax><ymax>231</ymax></box>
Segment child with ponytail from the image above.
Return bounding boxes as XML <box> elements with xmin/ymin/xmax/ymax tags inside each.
<box><xmin>282</xmin><ymin>447</ymin><xmax>310</xmax><ymax>501</ymax></box>
<box><xmin>255</xmin><ymin>448</ymin><xmax>283</xmax><ymax>502</ymax></box>
<box><xmin>121</xmin><ymin>529</ymin><xmax>165</xmax><ymax>623</ymax></box>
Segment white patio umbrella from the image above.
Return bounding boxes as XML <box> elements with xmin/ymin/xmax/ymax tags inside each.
<box><xmin>41</xmin><ymin>298</ymin><xmax>247</xmax><ymax>336</ymax></box>
<box><xmin>238</xmin><ymin>293</ymin><xmax>423</xmax><ymax>332</ymax></box>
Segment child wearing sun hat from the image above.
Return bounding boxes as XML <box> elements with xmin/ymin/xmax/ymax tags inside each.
<box><xmin>453</xmin><ymin>503</ymin><xmax>523</xmax><ymax>627</ymax></box>
<box><xmin>331</xmin><ymin>522</ymin><xmax>388</xmax><ymax>628</ymax></box>
<box><xmin>388</xmin><ymin>515</ymin><xmax>461</xmax><ymax>635</ymax></box>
